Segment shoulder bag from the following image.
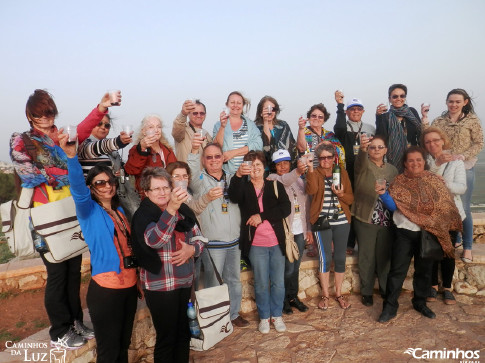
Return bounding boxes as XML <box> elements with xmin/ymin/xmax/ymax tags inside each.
<box><xmin>273</xmin><ymin>180</ymin><xmax>299</xmax><ymax>263</ymax></box>
<box><xmin>420</xmin><ymin>230</ymin><xmax>443</xmax><ymax>260</ymax></box>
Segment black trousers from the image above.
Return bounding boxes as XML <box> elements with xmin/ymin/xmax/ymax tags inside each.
<box><xmin>87</xmin><ymin>280</ymin><xmax>138</xmax><ymax>363</ymax></box>
<box><xmin>384</xmin><ymin>228</ymin><xmax>432</xmax><ymax>313</ymax></box>
<box><xmin>431</xmin><ymin>257</ymin><xmax>455</xmax><ymax>289</ymax></box>
<box><xmin>145</xmin><ymin>287</ymin><xmax>191</xmax><ymax>363</ymax></box>
<box><xmin>40</xmin><ymin>253</ymin><xmax>83</xmax><ymax>340</ymax></box>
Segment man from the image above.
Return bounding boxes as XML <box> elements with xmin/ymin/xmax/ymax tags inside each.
<box><xmin>187</xmin><ymin>139</ymin><xmax>249</xmax><ymax>328</ymax></box>
<box><xmin>172</xmin><ymin>99</ymin><xmax>213</xmax><ymax>162</ymax></box>
<box><xmin>334</xmin><ymin>91</ymin><xmax>375</xmax><ymax>254</ymax></box>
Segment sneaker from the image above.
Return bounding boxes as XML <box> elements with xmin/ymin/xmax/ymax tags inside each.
<box><xmin>427</xmin><ymin>287</ymin><xmax>438</xmax><ymax>302</ymax></box>
<box><xmin>271</xmin><ymin>316</ymin><xmax>286</xmax><ymax>333</ymax></box>
<box><xmin>50</xmin><ymin>327</ymin><xmax>86</xmax><ymax>350</ymax></box>
<box><xmin>443</xmin><ymin>290</ymin><xmax>456</xmax><ymax>305</ymax></box>
<box><xmin>74</xmin><ymin>320</ymin><xmax>95</xmax><ymax>339</ymax></box>
<box><xmin>258</xmin><ymin>318</ymin><xmax>270</xmax><ymax>334</ymax></box>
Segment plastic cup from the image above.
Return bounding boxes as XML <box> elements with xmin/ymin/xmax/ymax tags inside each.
<box><xmin>376</xmin><ymin>179</ymin><xmax>386</xmax><ymax>188</ymax></box>
<box><xmin>65</xmin><ymin>125</ymin><xmax>77</xmax><ymax>144</ymax></box>
<box><xmin>243</xmin><ymin>160</ymin><xmax>252</xmax><ymax>167</ymax></box>
<box><xmin>195</xmin><ymin>129</ymin><xmax>204</xmax><ymax>140</ymax></box>
<box><xmin>174</xmin><ymin>180</ymin><xmax>188</xmax><ymax>190</ymax></box>
<box><xmin>224</xmin><ymin>107</ymin><xmax>230</xmax><ymax>116</ymax></box>
<box><xmin>216</xmin><ymin>181</ymin><xmax>224</xmax><ymax>189</ymax></box>
<box><xmin>109</xmin><ymin>90</ymin><xmax>121</xmax><ymax>106</ymax></box>
<box><xmin>306</xmin><ymin>152</ymin><xmax>314</xmax><ymax>162</ymax></box>
<box><xmin>122</xmin><ymin>124</ymin><xmax>133</xmax><ymax>135</ymax></box>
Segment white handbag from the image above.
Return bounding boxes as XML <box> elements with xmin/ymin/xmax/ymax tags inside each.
<box><xmin>0</xmin><ymin>188</ymin><xmax>37</xmax><ymax>259</ymax></box>
<box><xmin>30</xmin><ymin>196</ymin><xmax>88</xmax><ymax>263</ymax></box>
<box><xmin>190</xmin><ymin>251</ymin><xmax>233</xmax><ymax>351</ymax></box>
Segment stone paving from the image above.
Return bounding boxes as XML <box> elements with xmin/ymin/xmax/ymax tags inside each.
<box><xmin>190</xmin><ymin>292</ymin><xmax>485</xmax><ymax>363</ymax></box>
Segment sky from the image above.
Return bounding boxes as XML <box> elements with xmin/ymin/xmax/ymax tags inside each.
<box><xmin>1</xmin><ymin>0</ymin><xmax>484</xmax><ymax>162</ymax></box>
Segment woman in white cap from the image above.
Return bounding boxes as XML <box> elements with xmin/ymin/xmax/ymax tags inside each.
<box><xmin>267</xmin><ymin>149</ymin><xmax>311</xmax><ymax>315</ymax></box>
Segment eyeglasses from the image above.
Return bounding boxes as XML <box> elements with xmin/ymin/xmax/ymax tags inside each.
<box><xmin>318</xmin><ymin>155</ymin><xmax>334</xmax><ymax>161</ymax></box>
<box><xmin>97</xmin><ymin>122</ymin><xmax>111</xmax><ymax>129</ymax></box>
<box><xmin>192</xmin><ymin>112</ymin><xmax>206</xmax><ymax>116</ymax></box>
<box><xmin>368</xmin><ymin>145</ymin><xmax>386</xmax><ymax>150</ymax></box>
<box><xmin>147</xmin><ymin>186</ymin><xmax>171</xmax><ymax>194</ymax></box>
<box><xmin>348</xmin><ymin>107</ymin><xmax>363</xmax><ymax>112</ymax></box>
<box><xmin>205</xmin><ymin>154</ymin><xmax>222</xmax><ymax>160</ymax></box>
<box><xmin>92</xmin><ymin>179</ymin><xmax>116</xmax><ymax>189</ymax></box>
<box><xmin>310</xmin><ymin>114</ymin><xmax>325</xmax><ymax>120</ymax></box>
<box><xmin>424</xmin><ymin>138</ymin><xmax>442</xmax><ymax>144</ymax></box>
<box><xmin>391</xmin><ymin>94</ymin><xmax>406</xmax><ymax>99</ymax></box>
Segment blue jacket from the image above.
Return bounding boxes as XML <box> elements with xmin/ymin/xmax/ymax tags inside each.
<box><xmin>67</xmin><ymin>156</ymin><xmax>122</xmax><ymax>276</ymax></box>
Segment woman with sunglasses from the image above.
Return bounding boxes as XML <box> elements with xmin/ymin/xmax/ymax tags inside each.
<box><xmin>228</xmin><ymin>151</ymin><xmax>291</xmax><ymax>334</ymax></box>
<box><xmin>352</xmin><ymin>135</ymin><xmax>398</xmax><ymax>307</ymax></box>
<box><xmin>422</xmin><ymin>127</ymin><xmax>466</xmax><ymax>305</ymax></box>
<box><xmin>59</xmin><ymin>133</ymin><xmax>138</xmax><ymax>362</ymax></box>
<box><xmin>254</xmin><ymin>96</ymin><xmax>297</xmax><ymax>171</ymax></box>
<box><xmin>306</xmin><ymin>143</ymin><xmax>354</xmax><ymax>310</ymax></box>
<box><xmin>297</xmin><ymin>103</ymin><xmax>345</xmax><ymax>168</ymax></box>
<box><xmin>131</xmin><ymin>167</ymin><xmax>204</xmax><ymax>362</ymax></box>
<box><xmin>78</xmin><ymin>113</ymin><xmax>133</xmax><ymax>177</ymax></box>
<box><xmin>9</xmin><ymin>89</ymin><xmax>118</xmax><ymax>349</ymax></box>
<box><xmin>213</xmin><ymin>91</ymin><xmax>263</xmax><ymax>174</ymax></box>
<box><xmin>430</xmin><ymin>89</ymin><xmax>483</xmax><ymax>264</ymax></box>
<box><xmin>375</xmin><ymin>84</ymin><xmax>425</xmax><ymax>172</ymax></box>
<box><xmin>125</xmin><ymin>114</ymin><xmax>177</xmax><ymax>193</ymax></box>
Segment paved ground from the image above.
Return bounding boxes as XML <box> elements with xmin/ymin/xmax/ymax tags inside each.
<box><xmin>190</xmin><ymin>292</ymin><xmax>485</xmax><ymax>363</ymax></box>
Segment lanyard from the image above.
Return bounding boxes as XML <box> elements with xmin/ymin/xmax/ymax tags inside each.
<box><xmin>347</xmin><ymin>121</ymin><xmax>363</xmax><ymax>142</ymax></box>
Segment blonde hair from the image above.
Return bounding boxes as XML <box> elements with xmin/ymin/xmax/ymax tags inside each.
<box><xmin>226</xmin><ymin>91</ymin><xmax>251</xmax><ymax>114</ymax></box>
<box><xmin>421</xmin><ymin>126</ymin><xmax>451</xmax><ymax>150</ymax></box>
<box><xmin>134</xmin><ymin>114</ymin><xmax>173</xmax><ymax>150</ymax></box>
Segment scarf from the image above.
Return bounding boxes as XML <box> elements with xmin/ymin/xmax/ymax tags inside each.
<box><xmin>387</xmin><ymin>105</ymin><xmax>420</xmax><ymax>171</ymax></box>
<box><xmin>389</xmin><ymin>170</ymin><xmax>462</xmax><ymax>257</ymax></box>
<box><xmin>131</xmin><ymin>197</ymin><xmax>197</xmax><ymax>274</ymax></box>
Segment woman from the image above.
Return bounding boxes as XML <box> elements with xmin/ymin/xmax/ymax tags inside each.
<box><xmin>352</xmin><ymin>135</ymin><xmax>398</xmax><ymax>306</ymax></box>
<box><xmin>375</xmin><ymin>84</ymin><xmax>423</xmax><ymax>172</ymax></box>
<box><xmin>267</xmin><ymin>149</ymin><xmax>311</xmax><ymax>314</ymax></box>
<box><xmin>228</xmin><ymin>151</ymin><xmax>291</xmax><ymax>334</ymax></box>
<box><xmin>430</xmin><ymin>89</ymin><xmax>483</xmax><ymax>263</ymax></box>
<box><xmin>422</xmin><ymin>127</ymin><xmax>466</xmax><ymax>304</ymax></box>
<box><xmin>213</xmin><ymin>91</ymin><xmax>263</xmax><ymax>174</ymax></box>
<box><xmin>130</xmin><ymin>167</ymin><xmax>204</xmax><ymax>363</ymax></box>
<box><xmin>254</xmin><ymin>96</ymin><xmax>297</xmax><ymax>171</ymax></box>
<box><xmin>306</xmin><ymin>143</ymin><xmax>354</xmax><ymax>310</ymax></box>
<box><xmin>78</xmin><ymin>113</ymin><xmax>132</xmax><ymax>176</ymax></box>
<box><xmin>378</xmin><ymin>147</ymin><xmax>462</xmax><ymax>323</ymax></box>
<box><xmin>125</xmin><ymin>114</ymin><xmax>177</xmax><ymax>193</ymax></box>
<box><xmin>10</xmin><ymin>89</ymin><xmax>115</xmax><ymax>348</ymax></box>
<box><xmin>60</xmin><ymin>134</ymin><xmax>137</xmax><ymax>362</ymax></box>
<box><xmin>296</xmin><ymin>103</ymin><xmax>345</xmax><ymax>168</ymax></box>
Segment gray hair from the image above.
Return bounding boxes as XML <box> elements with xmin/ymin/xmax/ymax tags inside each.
<box><xmin>134</xmin><ymin>114</ymin><xmax>173</xmax><ymax>150</ymax></box>
<box><xmin>314</xmin><ymin>142</ymin><xmax>336</xmax><ymax>158</ymax></box>
<box><xmin>140</xmin><ymin>167</ymin><xmax>172</xmax><ymax>192</ymax></box>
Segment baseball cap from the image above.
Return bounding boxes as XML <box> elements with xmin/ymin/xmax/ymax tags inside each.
<box><xmin>346</xmin><ymin>98</ymin><xmax>364</xmax><ymax>109</ymax></box>
<box><xmin>272</xmin><ymin>149</ymin><xmax>291</xmax><ymax>163</ymax></box>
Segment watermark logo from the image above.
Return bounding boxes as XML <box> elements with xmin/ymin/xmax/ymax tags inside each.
<box><xmin>404</xmin><ymin>347</ymin><xmax>480</xmax><ymax>361</ymax></box>
<box><xmin>5</xmin><ymin>339</ymin><xmax>66</xmax><ymax>362</ymax></box>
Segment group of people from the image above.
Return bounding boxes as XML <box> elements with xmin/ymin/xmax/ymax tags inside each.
<box><xmin>9</xmin><ymin>85</ymin><xmax>483</xmax><ymax>362</ymax></box>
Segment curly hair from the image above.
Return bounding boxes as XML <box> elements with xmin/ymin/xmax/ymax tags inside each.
<box><xmin>133</xmin><ymin>114</ymin><xmax>173</xmax><ymax>150</ymax></box>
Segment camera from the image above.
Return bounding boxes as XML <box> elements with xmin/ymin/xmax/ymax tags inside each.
<box><xmin>123</xmin><ymin>256</ymin><xmax>138</xmax><ymax>269</ymax></box>
<box><xmin>331</xmin><ymin>211</ymin><xmax>339</xmax><ymax>220</ymax></box>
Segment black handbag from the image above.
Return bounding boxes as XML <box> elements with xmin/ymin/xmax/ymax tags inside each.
<box><xmin>311</xmin><ymin>215</ymin><xmax>331</xmax><ymax>232</ymax></box>
<box><xmin>420</xmin><ymin>230</ymin><xmax>443</xmax><ymax>260</ymax></box>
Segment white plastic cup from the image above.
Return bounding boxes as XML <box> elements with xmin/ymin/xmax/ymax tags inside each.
<box><xmin>174</xmin><ymin>180</ymin><xmax>188</xmax><ymax>190</ymax></box>
<box><xmin>65</xmin><ymin>125</ymin><xmax>77</xmax><ymax>144</ymax></box>
<box><xmin>216</xmin><ymin>181</ymin><xmax>224</xmax><ymax>189</ymax></box>
<box><xmin>224</xmin><ymin>107</ymin><xmax>230</xmax><ymax>116</ymax></box>
<box><xmin>122</xmin><ymin>124</ymin><xmax>133</xmax><ymax>135</ymax></box>
<box><xmin>109</xmin><ymin>90</ymin><xmax>121</xmax><ymax>106</ymax></box>
<box><xmin>376</xmin><ymin>178</ymin><xmax>386</xmax><ymax>188</ymax></box>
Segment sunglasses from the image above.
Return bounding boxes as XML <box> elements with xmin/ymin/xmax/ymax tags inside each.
<box><xmin>318</xmin><ymin>155</ymin><xmax>334</xmax><ymax>161</ymax></box>
<box><xmin>192</xmin><ymin>112</ymin><xmax>206</xmax><ymax>116</ymax></box>
<box><xmin>348</xmin><ymin>107</ymin><xmax>364</xmax><ymax>112</ymax></box>
<box><xmin>92</xmin><ymin>179</ymin><xmax>116</xmax><ymax>189</ymax></box>
<box><xmin>310</xmin><ymin>114</ymin><xmax>325</xmax><ymax>120</ymax></box>
<box><xmin>391</xmin><ymin>94</ymin><xmax>406</xmax><ymax>99</ymax></box>
<box><xmin>368</xmin><ymin>145</ymin><xmax>386</xmax><ymax>150</ymax></box>
<box><xmin>97</xmin><ymin>121</ymin><xmax>111</xmax><ymax>129</ymax></box>
<box><xmin>205</xmin><ymin>154</ymin><xmax>222</xmax><ymax>160</ymax></box>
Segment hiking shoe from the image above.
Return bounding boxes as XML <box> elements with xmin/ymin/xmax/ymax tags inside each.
<box><xmin>443</xmin><ymin>290</ymin><xmax>456</xmax><ymax>305</ymax></box>
<box><xmin>50</xmin><ymin>327</ymin><xmax>86</xmax><ymax>350</ymax></box>
<box><xmin>427</xmin><ymin>287</ymin><xmax>438</xmax><ymax>302</ymax></box>
<box><xmin>258</xmin><ymin>318</ymin><xmax>270</xmax><ymax>334</ymax></box>
<box><xmin>271</xmin><ymin>316</ymin><xmax>286</xmax><ymax>333</ymax></box>
<box><xmin>74</xmin><ymin>320</ymin><xmax>95</xmax><ymax>339</ymax></box>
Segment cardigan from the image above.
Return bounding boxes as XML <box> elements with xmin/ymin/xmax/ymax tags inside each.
<box><xmin>227</xmin><ymin>175</ymin><xmax>291</xmax><ymax>258</ymax></box>
<box><xmin>306</xmin><ymin>166</ymin><xmax>354</xmax><ymax>224</ymax></box>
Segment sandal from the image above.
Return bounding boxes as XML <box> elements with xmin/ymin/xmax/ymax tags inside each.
<box><xmin>335</xmin><ymin>295</ymin><xmax>351</xmax><ymax>310</ymax></box>
<box><xmin>317</xmin><ymin>296</ymin><xmax>329</xmax><ymax>310</ymax></box>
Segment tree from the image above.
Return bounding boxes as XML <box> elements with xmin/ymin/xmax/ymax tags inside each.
<box><xmin>0</xmin><ymin>173</ymin><xmax>17</xmax><ymax>203</ymax></box>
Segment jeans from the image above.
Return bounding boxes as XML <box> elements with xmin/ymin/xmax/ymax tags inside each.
<box><xmin>87</xmin><ymin>280</ymin><xmax>137</xmax><ymax>363</ymax></box>
<box><xmin>202</xmin><ymin>245</ymin><xmax>242</xmax><ymax>321</ymax></box>
<box><xmin>249</xmin><ymin>245</ymin><xmax>285</xmax><ymax>319</ymax></box>
<box><xmin>145</xmin><ymin>288</ymin><xmax>191</xmax><ymax>363</ymax></box>
<box><xmin>459</xmin><ymin>168</ymin><xmax>475</xmax><ymax>250</ymax></box>
<box><xmin>284</xmin><ymin>233</ymin><xmax>305</xmax><ymax>299</ymax></box>
<box><xmin>40</xmin><ymin>253</ymin><xmax>83</xmax><ymax>340</ymax></box>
